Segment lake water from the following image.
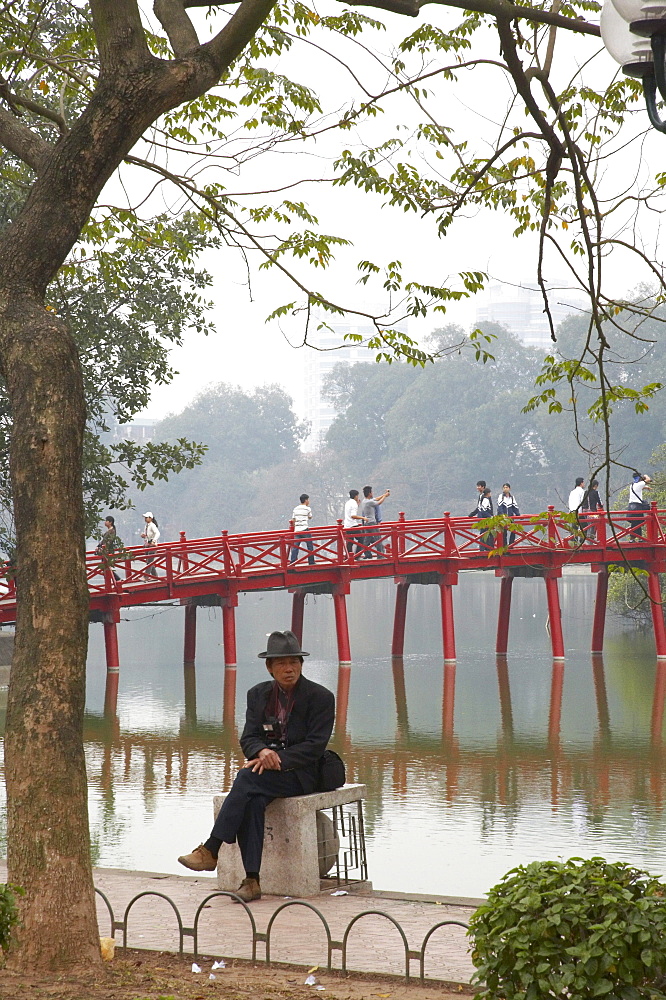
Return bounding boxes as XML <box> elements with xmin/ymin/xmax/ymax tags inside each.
<box><xmin>4</xmin><ymin>570</ymin><xmax>666</xmax><ymax>898</ymax></box>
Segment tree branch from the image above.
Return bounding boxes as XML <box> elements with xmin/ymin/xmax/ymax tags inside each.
<box><xmin>0</xmin><ymin>106</ymin><xmax>51</xmax><ymax>173</ymax></box>
<box><xmin>89</xmin><ymin>0</ymin><xmax>151</xmax><ymax>74</ymax></box>
<box><xmin>203</xmin><ymin>0</ymin><xmax>277</xmax><ymax>71</ymax></box>
<box><xmin>184</xmin><ymin>0</ymin><xmax>600</xmax><ymax>36</ymax></box>
<box><xmin>153</xmin><ymin>0</ymin><xmax>200</xmax><ymax>56</ymax></box>
<box><xmin>0</xmin><ymin>82</ymin><xmax>68</xmax><ymax>135</ymax></box>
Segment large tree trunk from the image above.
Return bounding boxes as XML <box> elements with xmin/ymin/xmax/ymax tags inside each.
<box><xmin>0</xmin><ymin>289</ymin><xmax>97</xmax><ymax>969</ymax></box>
<box><xmin>0</xmin><ymin>2</ymin><xmax>277</xmax><ymax>971</ymax></box>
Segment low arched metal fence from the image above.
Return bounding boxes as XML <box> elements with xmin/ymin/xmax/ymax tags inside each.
<box><xmin>94</xmin><ymin>886</ymin><xmax>470</xmax><ymax>984</ymax></box>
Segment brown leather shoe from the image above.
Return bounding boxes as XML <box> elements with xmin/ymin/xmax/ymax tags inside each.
<box><xmin>178</xmin><ymin>844</ymin><xmax>217</xmax><ymax>872</ymax></box>
<box><xmin>233</xmin><ymin>877</ymin><xmax>261</xmax><ymax>902</ymax></box>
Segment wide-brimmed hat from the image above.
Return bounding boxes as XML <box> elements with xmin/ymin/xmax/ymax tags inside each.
<box><xmin>258</xmin><ymin>630</ymin><xmax>310</xmax><ymax>659</ymax></box>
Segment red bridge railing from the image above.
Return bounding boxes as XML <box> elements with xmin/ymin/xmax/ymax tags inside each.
<box><xmin>0</xmin><ymin>506</ymin><xmax>663</xmax><ymax>626</ymax></box>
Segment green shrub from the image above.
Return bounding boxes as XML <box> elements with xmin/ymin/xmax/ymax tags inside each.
<box><xmin>0</xmin><ymin>883</ymin><xmax>22</xmax><ymax>954</ymax></box>
<box><xmin>469</xmin><ymin>858</ymin><xmax>666</xmax><ymax>1000</ymax></box>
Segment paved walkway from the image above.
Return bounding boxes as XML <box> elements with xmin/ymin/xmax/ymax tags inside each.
<box><xmin>91</xmin><ymin>867</ymin><xmax>478</xmax><ymax>984</ymax></box>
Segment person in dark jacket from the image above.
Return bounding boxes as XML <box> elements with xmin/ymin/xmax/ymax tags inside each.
<box><xmin>581</xmin><ymin>479</ymin><xmax>603</xmax><ymax>542</ymax></box>
<box><xmin>469</xmin><ymin>484</ymin><xmax>493</xmax><ymax>551</ymax></box>
<box><xmin>497</xmin><ymin>483</ymin><xmax>520</xmax><ymax>547</ymax></box>
<box><xmin>178</xmin><ymin>630</ymin><xmax>335</xmax><ymax>902</ymax></box>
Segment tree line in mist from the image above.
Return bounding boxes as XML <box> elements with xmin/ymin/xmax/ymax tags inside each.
<box><xmin>120</xmin><ymin>310</ymin><xmax>666</xmax><ymax>545</ymax></box>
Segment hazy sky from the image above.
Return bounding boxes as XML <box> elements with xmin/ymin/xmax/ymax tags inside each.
<box><xmin>130</xmin><ymin>3</ymin><xmax>658</xmax><ymax>425</ymax></box>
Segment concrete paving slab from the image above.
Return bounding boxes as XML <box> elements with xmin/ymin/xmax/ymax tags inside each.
<box><xmin>0</xmin><ymin>862</ymin><xmax>477</xmax><ymax>984</ymax></box>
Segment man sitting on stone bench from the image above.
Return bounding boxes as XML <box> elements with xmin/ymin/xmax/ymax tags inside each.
<box><xmin>178</xmin><ymin>629</ymin><xmax>335</xmax><ymax>902</ymax></box>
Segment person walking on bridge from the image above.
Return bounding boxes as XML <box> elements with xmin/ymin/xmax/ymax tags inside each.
<box><xmin>343</xmin><ymin>489</ymin><xmax>366</xmax><ymax>554</ymax></box>
<box><xmin>469</xmin><ymin>485</ymin><xmax>493</xmax><ymax>551</ymax></box>
<box><xmin>628</xmin><ymin>472</ymin><xmax>652</xmax><ymax>540</ymax></box>
<box><xmin>289</xmin><ymin>493</ymin><xmax>314</xmax><ymax>565</ymax></box>
<box><xmin>497</xmin><ymin>483</ymin><xmax>520</xmax><ymax>547</ymax></box>
<box><xmin>97</xmin><ymin>515</ymin><xmax>123</xmax><ymax>582</ymax></box>
<box><xmin>581</xmin><ymin>479</ymin><xmax>603</xmax><ymax>542</ymax></box>
<box><xmin>359</xmin><ymin>485</ymin><xmax>390</xmax><ymax>558</ymax></box>
<box><xmin>177</xmin><ymin>630</ymin><xmax>339</xmax><ymax>902</ymax></box>
<box><xmin>568</xmin><ymin>478</ymin><xmax>586</xmax><ymax>514</ymax></box>
<box><xmin>141</xmin><ymin>511</ymin><xmax>160</xmax><ymax>580</ymax></box>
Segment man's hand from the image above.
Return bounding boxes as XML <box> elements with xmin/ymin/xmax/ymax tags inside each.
<box><xmin>243</xmin><ymin>748</ymin><xmax>282</xmax><ymax>773</ymax></box>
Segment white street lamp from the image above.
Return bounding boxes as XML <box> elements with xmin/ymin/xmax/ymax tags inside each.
<box><xmin>601</xmin><ymin>0</ymin><xmax>666</xmax><ymax>129</ymax></box>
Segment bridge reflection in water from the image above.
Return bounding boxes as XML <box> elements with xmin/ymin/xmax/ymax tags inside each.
<box><xmin>51</xmin><ymin>651</ymin><xmax>666</xmax><ymax>828</ymax></box>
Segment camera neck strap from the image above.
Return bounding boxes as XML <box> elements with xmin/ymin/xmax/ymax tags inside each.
<box><xmin>266</xmin><ymin>681</ymin><xmax>296</xmax><ymax>737</ymax></box>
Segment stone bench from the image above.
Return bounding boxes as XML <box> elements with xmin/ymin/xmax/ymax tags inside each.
<box><xmin>213</xmin><ymin>783</ymin><xmax>367</xmax><ymax>898</ymax></box>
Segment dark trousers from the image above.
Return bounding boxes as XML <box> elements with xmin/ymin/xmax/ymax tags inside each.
<box><xmin>290</xmin><ymin>532</ymin><xmax>314</xmax><ymax>564</ymax></box>
<box><xmin>478</xmin><ymin>528</ymin><xmax>493</xmax><ymax>552</ymax></box>
<box><xmin>211</xmin><ymin>767</ymin><xmax>304</xmax><ymax>874</ymax></box>
<box><xmin>362</xmin><ymin>531</ymin><xmax>380</xmax><ymax>558</ymax></box>
<box><xmin>628</xmin><ymin>502</ymin><xmax>648</xmax><ymax>539</ymax></box>
<box><xmin>502</xmin><ymin>529</ymin><xmax>516</xmax><ymax>548</ymax></box>
<box><xmin>345</xmin><ymin>528</ymin><xmax>363</xmax><ymax>554</ymax></box>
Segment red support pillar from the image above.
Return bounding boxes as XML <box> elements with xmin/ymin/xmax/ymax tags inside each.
<box><xmin>222</xmin><ymin>596</ymin><xmax>238</xmax><ymax>724</ymax></box>
<box><xmin>548</xmin><ymin>659</ymin><xmax>565</xmax><ymax>744</ymax></box>
<box><xmin>103</xmin><ymin>615</ymin><xmax>120</xmax><ymax>716</ymax></box>
<box><xmin>592</xmin><ymin>655</ymin><xmax>610</xmax><ymax>738</ymax></box>
<box><xmin>333</xmin><ymin>590</ymin><xmax>351</xmax><ymax>665</ymax></box>
<box><xmin>103</xmin><ymin>672</ymin><xmax>119</xmax><ymax>717</ymax></box>
<box><xmin>439</xmin><ymin>577</ymin><xmax>457</xmax><ymax>662</ymax></box>
<box><xmin>392</xmin><ymin>580</ymin><xmax>410</xmax><ymax>657</ymax></box>
<box><xmin>442</xmin><ymin>661</ymin><xmax>456</xmax><ymax>740</ymax></box>
<box><xmin>184</xmin><ymin>603</ymin><xmax>197</xmax><ymax>665</ymax></box>
<box><xmin>496</xmin><ymin>655</ymin><xmax>513</xmax><ymax>735</ymax></box>
<box><xmin>649</xmin><ymin>570</ymin><xmax>666</xmax><ymax>659</ymax></box>
<box><xmin>222</xmin><ymin>602</ymin><xmax>237</xmax><ymax>668</ymax></box>
<box><xmin>652</xmin><ymin>662</ymin><xmax>666</xmax><ymax>744</ymax></box>
<box><xmin>291</xmin><ymin>591</ymin><xmax>305</xmax><ymax>645</ymax></box>
<box><xmin>183</xmin><ymin>662</ymin><xmax>197</xmax><ymax>723</ymax></box>
<box><xmin>223</xmin><ymin>667</ymin><xmax>236</xmax><ymax>726</ymax></box>
<box><xmin>336</xmin><ymin>664</ymin><xmax>351</xmax><ymax>733</ymax></box>
<box><xmin>103</xmin><ymin>616</ymin><xmax>119</xmax><ymax>673</ymax></box>
<box><xmin>496</xmin><ymin>575</ymin><xmax>513</xmax><ymax>655</ymax></box>
<box><xmin>591</xmin><ymin>570</ymin><xmax>608</xmax><ymax>655</ymax></box>
<box><xmin>544</xmin><ymin>573</ymin><xmax>565</xmax><ymax>660</ymax></box>
<box><xmin>392</xmin><ymin>656</ymin><xmax>409</xmax><ymax>737</ymax></box>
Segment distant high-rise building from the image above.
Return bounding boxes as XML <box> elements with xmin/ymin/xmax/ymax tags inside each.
<box><xmin>302</xmin><ymin>319</ymin><xmax>372</xmax><ymax>452</ymax></box>
<box><xmin>475</xmin><ymin>281</ymin><xmax>587</xmax><ymax>351</ymax></box>
<box><xmin>100</xmin><ymin>415</ymin><xmax>157</xmax><ymax>445</ymax></box>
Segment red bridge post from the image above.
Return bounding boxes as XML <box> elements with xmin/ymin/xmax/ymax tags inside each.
<box><xmin>648</xmin><ymin>569</ymin><xmax>666</xmax><ymax>659</ymax></box>
<box><xmin>332</xmin><ymin>585</ymin><xmax>351</xmax><ymax>665</ymax></box>
<box><xmin>103</xmin><ymin>612</ymin><xmax>120</xmax><ymax>715</ymax></box>
<box><xmin>591</xmin><ymin>569</ymin><xmax>608</xmax><ymax>654</ymax></box>
<box><xmin>652</xmin><ymin>662</ymin><xmax>666</xmax><ymax>743</ymax></box>
<box><xmin>392</xmin><ymin>579</ymin><xmax>410</xmax><ymax>657</ymax></box>
<box><xmin>184</xmin><ymin>603</ymin><xmax>197</xmax><ymax>665</ymax></box>
<box><xmin>336</xmin><ymin>664</ymin><xmax>351</xmax><ymax>733</ymax></box>
<box><xmin>442</xmin><ymin>661</ymin><xmax>456</xmax><ymax>739</ymax></box>
<box><xmin>496</xmin><ymin>574</ymin><xmax>513</xmax><ymax>655</ymax></box>
<box><xmin>592</xmin><ymin>655</ymin><xmax>610</xmax><ymax>738</ymax></box>
<box><xmin>291</xmin><ymin>591</ymin><xmax>305</xmax><ymax>645</ymax></box>
<box><xmin>548</xmin><ymin>658</ymin><xmax>565</xmax><ymax>746</ymax></box>
<box><xmin>392</xmin><ymin>655</ymin><xmax>409</xmax><ymax>736</ymax></box>
<box><xmin>222</xmin><ymin>598</ymin><xmax>237</xmax><ymax>668</ymax></box>
<box><xmin>221</xmin><ymin>593</ymin><xmax>238</xmax><ymax>722</ymax></box>
<box><xmin>544</xmin><ymin>572</ymin><xmax>565</xmax><ymax>660</ymax></box>
<box><xmin>439</xmin><ymin>573</ymin><xmax>457</xmax><ymax>662</ymax></box>
<box><xmin>496</xmin><ymin>655</ymin><xmax>513</xmax><ymax>734</ymax></box>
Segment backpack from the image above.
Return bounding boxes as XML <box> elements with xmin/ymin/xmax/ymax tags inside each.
<box><xmin>317</xmin><ymin>749</ymin><xmax>346</xmax><ymax>792</ymax></box>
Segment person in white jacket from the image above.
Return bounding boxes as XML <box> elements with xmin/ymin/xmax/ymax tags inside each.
<box><xmin>141</xmin><ymin>511</ymin><xmax>160</xmax><ymax>579</ymax></box>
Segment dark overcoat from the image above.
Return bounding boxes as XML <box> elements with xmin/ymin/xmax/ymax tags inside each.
<box><xmin>240</xmin><ymin>675</ymin><xmax>335</xmax><ymax>793</ymax></box>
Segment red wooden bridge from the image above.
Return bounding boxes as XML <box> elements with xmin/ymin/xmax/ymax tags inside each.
<box><xmin>2</xmin><ymin>505</ymin><xmax>664</xmax><ymax>712</ymax></box>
